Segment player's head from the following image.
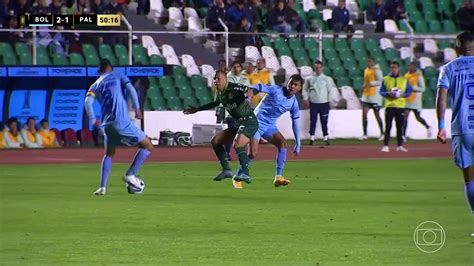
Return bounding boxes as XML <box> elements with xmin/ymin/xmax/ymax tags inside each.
<box><xmin>314</xmin><ymin>60</ymin><xmax>323</xmax><ymax>75</ymax></box>
<box><xmin>390</xmin><ymin>61</ymin><xmax>400</xmax><ymax>76</ymax></box>
<box><xmin>367</xmin><ymin>57</ymin><xmax>375</xmax><ymax>67</ymax></box>
<box><xmin>455</xmin><ymin>31</ymin><xmax>474</xmax><ymax>56</ymax></box>
<box><xmin>26</xmin><ymin>117</ymin><xmax>36</xmax><ymax>130</ymax></box>
<box><xmin>231</xmin><ymin>61</ymin><xmax>242</xmax><ymax>75</ymax></box>
<box><xmin>408</xmin><ymin>61</ymin><xmax>417</xmax><ymax>73</ymax></box>
<box><xmin>99</xmin><ymin>59</ymin><xmax>113</xmax><ymax>74</ymax></box>
<box><xmin>286</xmin><ymin>74</ymin><xmax>303</xmax><ymax>95</ymax></box>
<box><xmin>7</xmin><ymin>117</ymin><xmax>19</xmax><ymax>134</ymax></box>
<box><xmin>213</xmin><ymin>70</ymin><xmax>227</xmax><ymax>91</ymax></box>
<box><xmin>40</xmin><ymin>119</ymin><xmax>49</xmax><ymax>129</ymax></box>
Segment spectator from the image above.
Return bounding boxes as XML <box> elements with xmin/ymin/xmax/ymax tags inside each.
<box><xmin>163</xmin><ymin>0</ymin><xmax>185</xmax><ymax>9</ymax></box>
<box><xmin>21</xmin><ymin>117</ymin><xmax>43</xmax><ymax>148</ymax></box>
<box><xmin>32</xmin><ymin>0</ymin><xmax>51</xmax><ymax>14</ymax></box>
<box><xmin>367</xmin><ymin>0</ymin><xmax>384</xmax><ymax>32</ymax></box>
<box><xmin>226</xmin><ymin>0</ymin><xmax>253</xmax><ymax>29</ymax></box>
<box><xmin>267</xmin><ymin>0</ymin><xmax>292</xmax><ymax>33</ymax></box>
<box><xmin>456</xmin><ymin>0</ymin><xmax>474</xmax><ymax>31</ymax></box>
<box><xmin>383</xmin><ymin>0</ymin><xmax>407</xmax><ymax>21</ymax></box>
<box><xmin>77</xmin><ymin>0</ymin><xmax>90</xmax><ymax>14</ymax></box>
<box><xmin>229</xmin><ymin>17</ymin><xmax>255</xmax><ymax>47</ymax></box>
<box><xmin>0</xmin><ymin>0</ymin><xmax>14</xmax><ymax>26</ymax></box>
<box><xmin>227</xmin><ymin>60</ymin><xmax>250</xmax><ymax>85</ymax></box>
<box><xmin>331</xmin><ymin>0</ymin><xmax>354</xmax><ymax>38</ymax></box>
<box><xmin>379</xmin><ymin>61</ymin><xmax>412</xmax><ymax>152</ymax></box>
<box><xmin>0</xmin><ymin>126</ymin><xmax>4</xmax><ymax>149</ymax></box>
<box><xmin>360</xmin><ymin>57</ymin><xmax>384</xmax><ymax>140</ymax></box>
<box><xmin>105</xmin><ymin>0</ymin><xmax>124</xmax><ymax>15</ymax></box>
<box><xmin>303</xmin><ymin>60</ymin><xmax>336</xmax><ymax>146</ymax></box>
<box><xmin>50</xmin><ymin>0</ymin><xmax>63</xmax><ymax>14</ymax></box>
<box><xmin>403</xmin><ymin>61</ymin><xmax>431</xmax><ymax>140</ymax></box>
<box><xmin>38</xmin><ymin>119</ymin><xmax>60</xmax><ymax>148</ymax></box>
<box><xmin>206</xmin><ymin>0</ymin><xmax>227</xmax><ymax>32</ymax></box>
<box><xmin>217</xmin><ymin>59</ymin><xmax>228</xmax><ymax>72</ymax></box>
<box><xmin>4</xmin><ymin>117</ymin><xmax>25</xmax><ymax>148</ymax></box>
<box><xmin>90</xmin><ymin>0</ymin><xmax>106</xmax><ymax>14</ymax></box>
<box><xmin>255</xmin><ymin>58</ymin><xmax>275</xmax><ymax>85</ymax></box>
<box><xmin>193</xmin><ymin>0</ymin><xmax>212</xmax><ymax>8</ymax></box>
<box><xmin>242</xmin><ymin>61</ymin><xmax>259</xmax><ymax>85</ymax></box>
<box><xmin>65</xmin><ymin>0</ymin><xmax>76</xmax><ymax>14</ymax></box>
<box><xmin>0</xmin><ymin>16</ymin><xmax>24</xmax><ymax>43</ymax></box>
<box><xmin>15</xmin><ymin>0</ymin><xmax>31</xmax><ymax>15</ymax></box>
<box><xmin>136</xmin><ymin>0</ymin><xmax>149</xmax><ymax>15</ymax></box>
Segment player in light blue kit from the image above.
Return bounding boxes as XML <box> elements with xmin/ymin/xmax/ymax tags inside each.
<box><xmin>436</xmin><ymin>31</ymin><xmax>474</xmax><ymax>237</ymax></box>
<box><xmin>85</xmin><ymin>59</ymin><xmax>154</xmax><ymax>195</ymax></box>
<box><xmin>235</xmin><ymin>74</ymin><xmax>302</xmax><ymax>188</ymax></box>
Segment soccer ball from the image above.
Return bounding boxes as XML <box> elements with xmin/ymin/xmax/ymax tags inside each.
<box><xmin>391</xmin><ymin>87</ymin><xmax>402</xmax><ymax>98</ymax></box>
<box><xmin>126</xmin><ymin>176</ymin><xmax>145</xmax><ymax>194</ymax></box>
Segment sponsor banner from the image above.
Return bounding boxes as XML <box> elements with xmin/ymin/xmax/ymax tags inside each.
<box><xmin>48</xmin><ymin>89</ymin><xmax>86</xmax><ymax>131</ymax></box>
<box><xmin>127</xmin><ymin>66</ymin><xmax>164</xmax><ymax>76</ymax></box>
<box><xmin>8</xmin><ymin>67</ymin><xmax>48</xmax><ymax>77</ymax></box>
<box><xmin>48</xmin><ymin>67</ymin><xmax>86</xmax><ymax>77</ymax></box>
<box><xmin>9</xmin><ymin>90</ymin><xmax>47</xmax><ymax>125</ymax></box>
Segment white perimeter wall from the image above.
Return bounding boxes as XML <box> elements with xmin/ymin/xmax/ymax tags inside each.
<box><xmin>144</xmin><ymin>109</ymin><xmax>452</xmax><ymax>140</ymax></box>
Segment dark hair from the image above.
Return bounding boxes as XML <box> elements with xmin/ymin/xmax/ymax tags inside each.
<box><xmin>288</xmin><ymin>74</ymin><xmax>304</xmax><ymax>85</ymax></box>
<box><xmin>231</xmin><ymin>60</ymin><xmax>242</xmax><ymax>67</ymax></box>
<box><xmin>314</xmin><ymin>60</ymin><xmax>323</xmax><ymax>66</ymax></box>
<box><xmin>390</xmin><ymin>61</ymin><xmax>400</xmax><ymax>66</ymax></box>
<box><xmin>456</xmin><ymin>31</ymin><xmax>474</xmax><ymax>55</ymax></box>
<box><xmin>99</xmin><ymin>58</ymin><xmax>113</xmax><ymax>73</ymax></box>
<box><xmin>215</xmin><ymin>70</ymin><xmax>227</xmax><ymax>77</ymax></box>
<box><xmin>7</xmin><ymin>117</ymin><xmax>18</xmax><ymax>127</ymax></box>
<box><xmin>40</xmin><ymin>118</ymin><xmax>48</xmax><ymax>125</ymax></box>
<box><xmin>26</xmin><ymin>116</ymin><xmax>36</xmax><ymax>124</ymax></box>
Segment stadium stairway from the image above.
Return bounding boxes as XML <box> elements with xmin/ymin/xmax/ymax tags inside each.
<box><xmin>124</xmin><ymin>9</ymin><xmax>222</xmax><ymax>67</ymax></box>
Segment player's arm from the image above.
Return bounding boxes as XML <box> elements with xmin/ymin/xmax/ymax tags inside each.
<box><xmin>290</xmin><ymin>101</ymin><xmax>301</xmax><ymax>155</ymax></box>
<box><xmin>84</xmin><ymin>91</ymin><xmax>99</xmax><ymax>127</ymax></box>
<box><xmin>413</xmin><ymin>76</ymin><xmax>426</xmax><ymax>93</ymax></box>
<box><xmin>183</xmin><ymin>100</ymin><xmax>221</xmax><ymax>114</ymax></box>
<box><xmin>436</xmin><ymin>65</ymin><xmax>450</xmax><ymax>144</ymax></box>
<box><xmin>379</xmin><ymin>82</ymin><xmax>390</xmax><ymax>97</ymax></box>
<box><xmin>122</xmin><ymin>75</ymin><xmax>142</xmax><ymax>119</ymax></box>
<box><xmin>369</xmin><ymin>69</ymin><xmax>383</xmax><ymax>87</ymax></box>
<box><xmin>249</xmin><ymin>84</ymin><xmax>274</xmax><ymax>94</ymax></box>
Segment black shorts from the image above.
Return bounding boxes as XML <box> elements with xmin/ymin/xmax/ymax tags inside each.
<box><xmin>362</xmin><ymin>102</ymin><xmax>381</xmax><ymax>111</ymax></box>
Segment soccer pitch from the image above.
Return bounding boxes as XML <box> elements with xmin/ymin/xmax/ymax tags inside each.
<box><xmin>0</xmin><ymin>159</ymin><xmax>472</xmax><ymax>265</ymax></box>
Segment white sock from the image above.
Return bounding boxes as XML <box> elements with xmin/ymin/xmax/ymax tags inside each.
<box><xmin>310</xmin><ymin>135</ymin><xmax>315</xmax><ymax>141</ymax></box>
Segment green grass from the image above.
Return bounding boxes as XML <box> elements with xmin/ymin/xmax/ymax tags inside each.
<box><xmin>0</xmin><ymin>159</ymin><xmax>472</xmax><ymax>265</ymax></box>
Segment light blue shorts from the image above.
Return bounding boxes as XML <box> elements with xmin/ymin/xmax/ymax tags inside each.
<box><xmin>253</xmin><ymin>124</ymin><xmax>279</xmax><ymax>141</ymax></box>
<box><xmin>452</xmin><ymin>134</ymin><xmax>474</xmax><ymax>169</ymax></box>
<box><xmin>102</xmin><ymin>122</ymin><xmax>146</xmax><ymax>148</ymax></box>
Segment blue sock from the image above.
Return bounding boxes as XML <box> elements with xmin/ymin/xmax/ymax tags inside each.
<box><xmin>126</xmin><ymin>148</ymin><xmax>151</xmax><ymax>176</ymax></box>
<box><xmin>100</xmin><ymin>155</ymin><xmax>112</xmax><ymax>187</ymax></box>
<box><xmin>465</xmin><ymin>181</ymin><xmax>474</xmax><ymax>213</ymax></box>
<box><xmin>276</xmin><ymin>148</ymin><xmax>287</xmax><ymax>176</ymax></box>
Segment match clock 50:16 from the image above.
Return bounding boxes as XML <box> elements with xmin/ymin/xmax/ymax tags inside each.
<box><xmin>97</xmin><ymin>15</ymin><xmax>121</xmax><ymax>26</ymax></box>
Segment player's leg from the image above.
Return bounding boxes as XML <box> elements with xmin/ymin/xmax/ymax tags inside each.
<box><xmin>413</xmin><ymin>110</ymin><xmax>431</xmax><ymax>137</ymax></box>
<box><xmin>402</xmin><ymin>109</ymin><xmax>410</xmax><ymax>141</ymax></box>
<box><xmin>94</xmin><ymin>126</ymin><xmax>117</xmax><ymax>195</ymax></box>
<box><xmin>373</xmin><ymin>106</ymin><xmax>385</xmax><ymax>139</ymax></box>
<box><xmin>224</xmin><ymin>117</ymin><xmax>237</xmax><ymax>160</ymax></box>
<box><xmin>382</xmin><ymin>108</ymin><xmax>394</xmax><ymax>151</ymax></box>
<box><xmin>395</xmin><ymin>108</ymin><xmax>407</xmax><ymax>151</ymax></box>
<box><xmin>266</xmin><ymin>130</ymin><xmax>291</xmax><ymax>187</ymax></box>
<box><xmin>309</xmin><ymin>102</ymin><xmax>318</xmax><ymax>144</ymax></box>
<box><xmin>233</xmin><ymin>120</ymin><xmax>258</xmax><ymax>183</ymax></box>
<box><xmin>361</xmin><ymin>104</ymin><xmax>369</xmax><ymax>139</ymax></box>
<box><xmin>453</xmin><ymin>135</ymin><xmax>474</xmax><ymax>216</ymax></box>
<box><xmin>211</xmin><ymin>128</ymin><xmax>237</xmax><ymax>180</ymax></box>
<box><xmin>321</xmin><ymin>102</ymin><xmax>330</xmax><ymax>145</ymax></box>
<box><xmin>125</xmin><ymin>137</ymin><xmax>153</xmax><ymax>177</ymax></box>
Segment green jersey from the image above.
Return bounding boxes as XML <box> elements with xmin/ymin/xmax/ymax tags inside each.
<box><xmin>198</xmin><ymin>82</ymin><xmax>256</xmax><ymax>122</ymax></box>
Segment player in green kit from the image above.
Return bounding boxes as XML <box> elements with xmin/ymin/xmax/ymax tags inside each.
<box><xmin>183</xmin><ymin>70</ymin><xmax>258</xmax><ymax>184</ymax></box>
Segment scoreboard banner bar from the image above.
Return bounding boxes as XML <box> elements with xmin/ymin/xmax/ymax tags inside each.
<box><xmin>97</xmin><ymin>14</ymin><xmax>121</xmax><ymax>26</ymax></box>
<box><xmin>0</xmin><ymin>67</ymin><xmax>6</xmax><ymax>77</ymax></box>
<box><xmin>2</xmin><ymin>67</ymin><xmax>168</xmax><ymax>77</ymax></box>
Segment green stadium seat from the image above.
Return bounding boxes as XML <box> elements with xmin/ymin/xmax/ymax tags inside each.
<box><xmin>334</xmin><ymin>39</ymin><xmax>349</xmax><ymax>51</ymax></box>
<box><xmin>166</xmin><ymin>97</ymin><xmax>183</xmax><ymax>110</ymax></box>
<box><xmin>191</xmin><ymin>75</ymin><xmax>206</xmax><ymax>88</ymax></box>
<box><xmin>82</xmin><ymin>44</ymin><xmax>100</xmax><ymax>65</ymax></box>
<box><xmin>304</xmin><ymin>38</ymin><xmax>318</xmax><ymax>51</ymax></box>
<box><xmin>52</xmin><ymin>53</ymin><xmax>68</xmax><ymax>65</ymax></box>
<box><xmin>350</xmin><ymin>39</ymin><xmax>364</xmax><ymax>51</ymax></box>
<box><xmin>260</xmin><ymin>36</ymin><xmax>272</xmax><ymax>47</ymax></box>
<box><xmin>174</xmin><ymin>75</ymin><xmax>190</xmax><ymax>87</ymax></box>
<box><xmin>182</xmin><ymin>95</ymin><xmax>199</xmax><ymax>109</ymax></box>
<box><xmin>99</xmin><ymin>44</ymin><xmax>117</xmax><ymax>65</ymax></box>
<box><xmin>423</xmin><ymin>66</ymin><xmax>438</xmax><ymax>78</ymax></box>
<box><xmin>429</xmin><ymin>20</ymin><xmax>442</xmax><ymax>33</ymax></box>
<box><xmin>322</xmin><ymin>67</ymin><xmax>332</xmax><ymax>77</ymax></box>
<box><xmin>438</xmin><ymin>39</ymin><xmax>453</xmax><ymax>49</ymax></box>
<box><xmin>178</xmin><ymin>85</ymin><xmax>194</xmax><ymax>98</ymax></box>
<box><xmin>346</xmin><ymin>66</ymin><xmax>361</xmax><ymax>77</ymax></box>
<box><xmin>336</xmin><ymin>77</ymin><xmax>351</xmax><ymax>87</ymax></box>
<box><xmin>414</xmin><ymin>21</ymin><xmax>428</xmax><ymax>33</ymax></box>
<box><xmin>147</xmin><ymin>86</ymin><xmax>167</xmax><ymax>111</ymax></box>
<box><xmin>365</xmin><ymin>38</ymin><xmax>379</xmax><ymax>51</ymax></box>
<box><xmin>351</xmin><ymin>77</ymin><xmax>364</xmax><ymax>91</ymax></box>
<box><xmin>15</xmin><ymin>43</ymin><xmax>32</xmax><ymax>65</ymax></box>
<box><xmin>173</xmin><ymin>65</ymin><xmax>186</xmax><ymax>76</ymax></box>
<box><xmin>194</xmin><ymin>85</ymin><xmax>212</xmax><ymax>100</ymax></box>
<box><xmin>274</xmin><ymin>37</ymin><xmax>289</xmax><ymax>50</ymax></box>
<box><xmin>332</xmin><ymin>66</ymin><xmax>347</xmax><ymax>77</ymax></box>
<box><xmin>308</xmin><ymin>49</ymin><xmax>320</xmax><ymax>61</ymax></box>
<box><xmin>114</xmin><ymin>44</ymin><xmax>129</xmax><ymax>65</ymax></box>
<box><xmin>69</xmin><ymin>53</ymin><xmax>85</xmax><ymax>65</ymax></box>
<box><xmin>307</xmin><ymin>10</ymin><xmax>321</xmax><ymax>20</ymax></box>
<box><xmin>2</xmin><ymin>53</ymin><xmax>18</xmax><ymax>65</ymax></box>
<box><xmin>149</xmin><ymin>55</ymin><xmax>166</xmax><ymax>65</ymax></box>
<box><xmin>338</xmin><ymin>48</ymin><xmax>353</xmax><ymax>59</ymax></box>
<box><xmin>384</xmin><ymin>48</ymin><xmax>399</xmax><ymax>62</ymax></box>
<box><xmin>159</xmin><ymin>76</ymin><xmax>174</xmax><ymax>88</ymax></box>
<box><xmin>398</xmin><ymin>20</ymin><xmax>411</xmax><ymax>32</ymax></box>
<box><xmin>328</xmin><ymin>57</ymin><xmax>343</xmax><ymax>69</ymax></box>
<box><xmin>324</xmin><ymin>49</ymin><xmax>337</xmax><ymax>60</ymax></box>
<box><xmin>0</xmin><ymin>42</ymin><xmax>14</xmax><ymax>57</ymax></box>
<box><xmin>162</xmin><ymin>86</ymin><xmax>178</xmax><ymax>99</ymax></box>
<box><xmin>322</xmin><ymin>39</ymin><xmax>334</xmax><ymax>50</ymax></box>
<box><xmin>289</xmin><ymin>38</ymin><xmax>303</xmax><ymax>51</ymax></box>
<box><xmin>442</xmin><ymin>20</ymin><xmax>457</xmax><ymax>33</ymax></box>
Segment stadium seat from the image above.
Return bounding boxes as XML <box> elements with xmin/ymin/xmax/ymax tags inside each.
<box><xmin>52</xmin><ymin>53</ymin><xmax>68</xmax><ymax>65</ymax></box>
<box><xmin>37</xmin><ymin>45</ymin><xmax>51</xmax><ymax>65</ymax></box>
<box><xmin>181</xmin><ymin>54</ymin><xmax>201</xmax><ymax>76</ymax></box>
<box><xmin>265</xmin><ymin>56</ymin><xmax>281</xmax><ymax>73</ymax></box>
<box><xmin>98</xmin><ymin>44</ymin><xmax>117</xmax><ymax>65</ymax></box>
<box><xmin>149</xmin><ymin>55</ymin><xmax>166</xmax><ymax>65</ymax></box>
<box><xmin>174</xmin><ymin>75</ymin><xmax>190</xmax><ymax>87</ymax></box>
<box><xmin>423</xmin><ymin>39</ymin><xmax>439</xmax><ymax>54</ymax></box>
<box><xmin>289</xmin><ymin>38</ymin><xmax>304</xmax><ymax>51</ymax></box>
<box><xmin>419</xmin><ymin>57</ymin><xmax>435</xmax><ymax>69</ymax></box>
<box><xmin>423</xmin><ymin>66</ymin><xmax>439</xmax><ymax>78</ymax></box>
<box><xmin>200</xmin><ymin>64</ymin><xmax>215</xmax><ymax>87</ymax></box>
<box><xmin>77</xmin><ymin>129</ymin><xmax>95</xmax><ymax>147</ymax></box>
<box><xmin>336</xmin><ymin>77</ymin><xmax>351</xmax><ymax>87</ymax></box>
<box><xmin>62</xmin><ymin>128</ymin><xmax>79</xmax><ymax>147</ymax></box>
<box><xmin>322</xmin><ymin>8</ymin><xmax>332</xmax><ymax>21</ymax></box>
<box><xmin>414</xmin><ymin>21</ymin><xmax>428</xmax><ymax>33</ymax></box>
<box><xmin>429</xmin><ymin>20</ymin><xmax>442</xmax><ymax>33</ymax></box>
<box><xmin>303</xmin><ymin>0</ymin><xmax>317</xmax><ymax>12</ymax></box>
<box><xmin>173</xmin><ymin>65</ymin><xmax>186</xmax><ymax>76</ymax></box>
<box><xmin>165</xmin><ymin>7</ymin><xmax>186</xmax><ymax>31</ymax></box>
<box><xmin>114</xmin><ymin>44</ymin><xmax>129</xmax><ymax>65</ymax></box>
<box><xmin>384</xmin><ymin>19</ymin><xmax>400</xmax><ymax>33</ymax></box>
<box><xmin>141</xmin><ymin>35</ymin><xmax>159</xmax><ymax>52</ymax></box>
<box><xmin>182</xmin><ymin>95</ymin><xmax>199</xmax><ymax>108</ymax></box>
<box><xmin>69</xmin><ymin>53</ymin><xmax>85</xmax><ymax>65</ymax></box>
<box><xmin>443</xmin><ymin>48</ymin><xmax>457</xmax><ymax>62</ymax></box>
<box><xmin>162</xmin><ymin>44</ymin><xmax>181</xmax><ymax>65</ymax></box>
<box><xmin>50</xmin><ymin>128</ymin><xmax>63</xmax><ymax>146</ymax></box>
<box><xmin>159</xmin><ymin>76</ymin><xmax>175</xmax><ymax>88</ymax></box>
<box><xmin>191</xmin><ymin>75</ymin><xmax>207</xmax><ymax>88</ymax></box>
<box><xmin>379</xmin><ymin>38</ymin><xmax>394</xmax><ymax>50</ymax></box>
<box><xmin>442</xmin><ymin>20</ymin><xmax>457</xmax><ymax>33</ymax></box>
<box><xmin>166</xmin><ymin>97</ymin><xmax>183</xmax><ymax>110</ymax></box>
<box><xmin>15</xmin><ymin>42</ymin><xmax>32</xmax><ymax>65</ymax></box>
<box><xmin>300</xmin><ymin>66</ymin><xmax>313</xmax><ymax>80</ymax></box>
<box><xmin>261</xmin><ymin>46</ymin><xmax>277</xmax><ymax>58</ymax></box>
<box><xmin>400</xmin><ymin>47</ymin><xmax>413</xmax><ymax>60</ymax></box>
<box><xmin>384</xmin><ymin>48</ymin><xmax>399</xmax><ymax>62</ymax></box>
<box><xmin>82</xmin><ymin>44</ymin><xmax>100</xmax><ymax>66</ymax></box>
<box><xmin>280</xmin><ymin>55</ymin><xmax>299</xmax><ymax>80</ymax></box>
<box><xmin>162</xmin><ymin>86</ymin><xmax>178</xmax><ymax>99</ymax></box>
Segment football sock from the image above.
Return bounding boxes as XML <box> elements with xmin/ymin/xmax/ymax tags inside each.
<box><xmin>310</xmin><ymin>135</ymin><xmax>315</xmax><ymax>141</ymax></box>
<box><xmin>465</xmin><ymin>181</ymin><xmax>474</xmax><ymax>213</ymax></box>
<box><xmin>362</xmin><ymin>117</ymin><xmax>368</xmax><ymax>135</ymax></box>
<box><xmin>213</xmin><ymin>143</ymin><xmax>230</xmax><ymax>171</ymax></box>
<box><xmin>126</xmin><ymin>148</ymin><xmax>151</xmax><ymax>176</ymax></box>
<box><xmin>276</xmin><ymin>148</ymin><xmax>287</xmax><ymax>176</ymax></box>
<box><xmin>100</xmin><ymin>155</ymin><xmax>112</xmax><ymax>187</ymax></box>
<box><xmin>235</xmin><ymin>147</ymin><xmax>249</xmax><ymax>175</ymax></box>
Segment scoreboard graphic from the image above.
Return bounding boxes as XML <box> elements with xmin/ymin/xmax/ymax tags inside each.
<box><xmin>19</xmin><ymin>14</ymin><xmax>121</xmax><ymax>27</ymax></box>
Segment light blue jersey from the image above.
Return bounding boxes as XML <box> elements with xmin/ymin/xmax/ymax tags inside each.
<box><xmin>87</xmin><ymin>72</ymin><xmax>134</xmax><ymax>126</ymax></box>
<box><xmin>437</xmin><ymin>56</ymin><xmax>474</xmax><ymax>136</ymax></box>
<box><xmin>253</xmin><ymin>84</ymin><xmax>300</xmax><ymax>127</ymax></box>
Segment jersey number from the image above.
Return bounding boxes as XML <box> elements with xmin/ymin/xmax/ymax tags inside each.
<box><xmin>466</xmin><ymin>82</ymin><xmax>474</xmax><ymax>100</ymax></box>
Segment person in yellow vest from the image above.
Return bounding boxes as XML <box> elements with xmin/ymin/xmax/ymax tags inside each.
<box><xmin>242</xmin><ymin>61</ymin><xmax>260</xmax><ymax>85</ymax></box>
<box><xmin>403</xmin><ymin>62</ymin><xmax>431</xmax><ymax>141</ymax></box>
<box><xmin>360</xmin><ymin>57</ymin><xmax>384</xmax><ymax>140</ymax></box>
<box><xmin>21</xmin><ymin>117</ymin><xmax>43</xmax><ymax>148</ymax></box>
<box><xmin>38</xmin><ymin>119</ymin><xmax>60</xmax><ymax>148</ymax></box>
<box><xmin>4</xmin><ymin>117</ymin><xmax>25</xmax><ymax>148</ymax></box>
<box><xmin>379</xmin><ymin>61</ymin><xmax>413</xmax><ymax>152</ymax></box>
<box><xmin>0</xmin><ymin>125</ymin><xmax>5</xmax><ymax>149</ymax></box>
<box><xmin>251</xmin><ymin>58</ymin><xmax>276</xmax><ymax>107</ymax></box>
